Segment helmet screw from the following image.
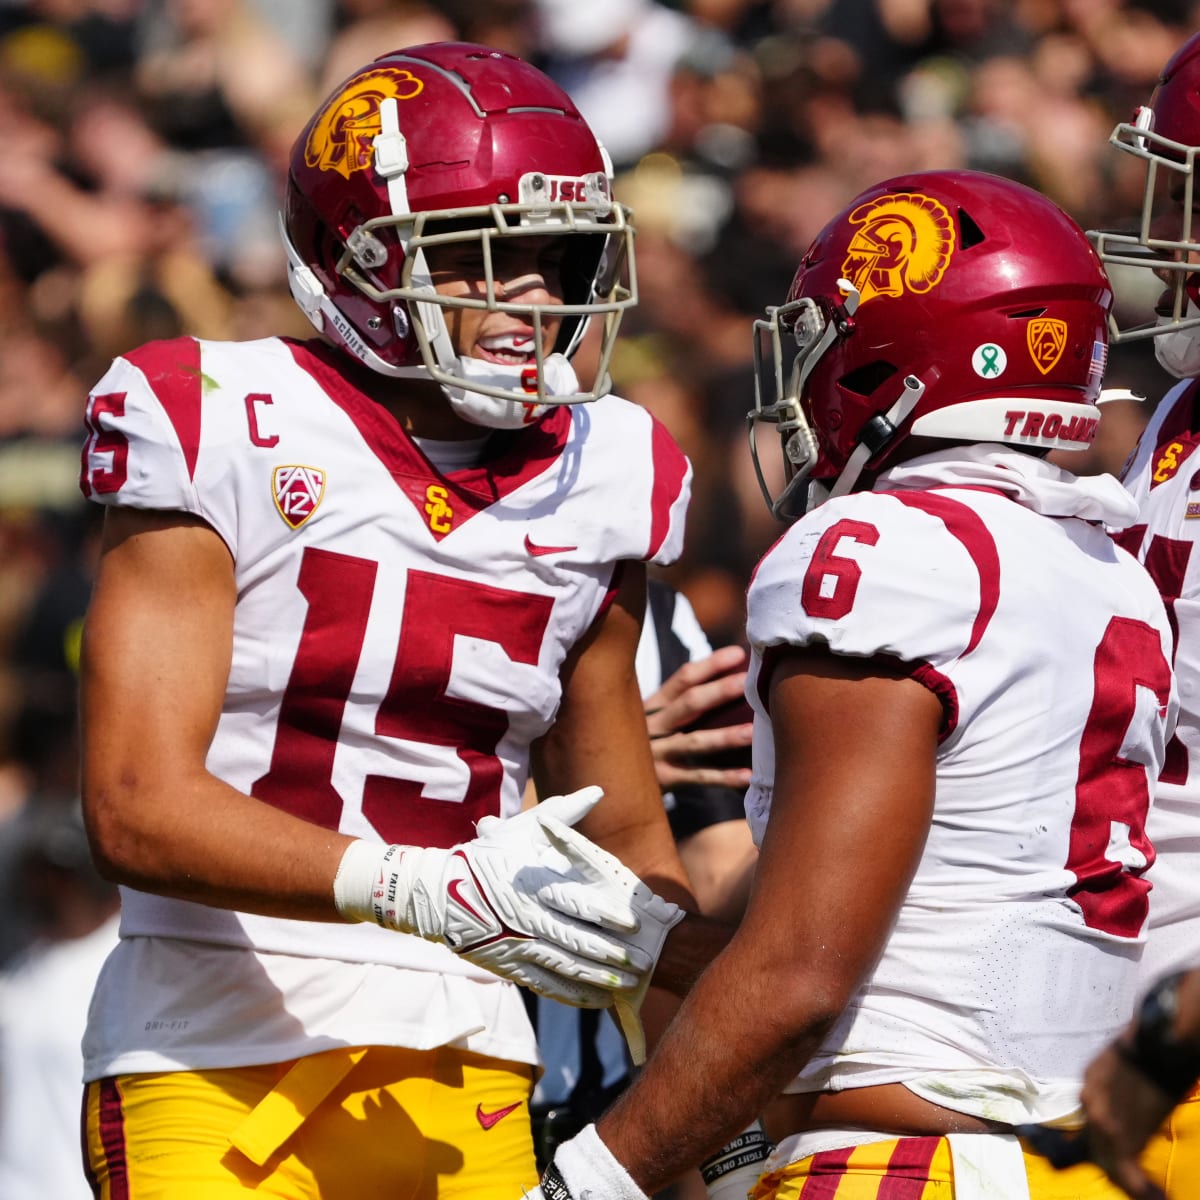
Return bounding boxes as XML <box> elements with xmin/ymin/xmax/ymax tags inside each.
<box><xmin>367</xmin><ymin>316</ymin><xmax>382</xmax><ymax>330</ymax></box>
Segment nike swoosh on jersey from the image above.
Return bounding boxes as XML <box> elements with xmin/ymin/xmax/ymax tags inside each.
<box><xmin>475</xmin><ymin>1100</ymin><xmax>523</xmax><ymax>1130</ymax></box>
<box><xmin>524</xmin><ymin>533</ymin><xmax>578</xmax><ymax>556</ymax></box>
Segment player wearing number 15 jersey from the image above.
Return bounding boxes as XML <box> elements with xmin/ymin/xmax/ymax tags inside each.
<box><xmin>531</xmin><ymin>172</ymin><xmax>1180</xmax><ymax>1200</ymax></box>
<box><xmin>75</xmin><ymin>43</ymin><xmax>717</xmax><ymax>1200</ymax></box>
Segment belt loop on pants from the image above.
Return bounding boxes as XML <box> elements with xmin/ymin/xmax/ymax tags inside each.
<box><xmin>229</xmin><ymin>1047</ymin><xmax>369</xmax><ymax>1166</ymax></box>
<box><xmin>946</xmin><ymin>1133</ymin><xmax>1031</xmax><ymax>1200</ymax></box>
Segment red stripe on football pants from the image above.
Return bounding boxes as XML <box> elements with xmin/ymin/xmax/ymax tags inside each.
<box><xmin>877</xmin><ymin>1136</ymin><xmax>941</xmax><ymax>1198</ymax></box>
<box><xmin>797</xmin><ymin>1144</ymin><xmax>855</xmax><ymax>1198</ymax></box>
<box><xmin>90</xmin><ymin>1078</ymin><xmax>131</xmax><ymax>1200</ymax></box>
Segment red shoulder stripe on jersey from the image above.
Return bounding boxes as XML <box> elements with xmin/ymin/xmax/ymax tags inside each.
<box><xmin>878</xmin><ymin>1136</ymin><xmax>942</xmax><ymax>1196</ymax></box>
<box><xmin>911</xmin><ymin>661</ymin><xmax>959</xmax><ymax>743</ymax></box>
<box><xmin>647</xmin><ymin>415</ymin><xmax>689</xmax><ymax>559</ymax></box>
<box><xmin>93</xmin><ymin>1077</ymin><xmax>130</xmax><ymax>1199</ymax></box>
<box><xmin>883</xmin><ymin>491</ymin><xmax>1001</xmax><ymax>658</ymax></box>
<box><xmin>797</xmin><ymin>1144</ymin><xmax>855</xmax><ymax>1196</ymax></box>
<box><xmin>756</xmin><ymin>645</ymin><xmax>958</xmax><ymax>742</ymax></box>
<box><xmin>123</xmin><ymin>337</ymin><xmax>203</xmax><ymax>482</ymax></box>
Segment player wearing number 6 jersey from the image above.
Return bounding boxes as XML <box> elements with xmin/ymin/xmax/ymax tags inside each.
<box><xmin>75</xmin><ymin>42</ymin><xmax>721</xmax><ymax>1200</ymax></box>
<box><xmin>532</xmin><ymin>171</ymin><xmax>1179</xmax><ymax>1200</ymax></box>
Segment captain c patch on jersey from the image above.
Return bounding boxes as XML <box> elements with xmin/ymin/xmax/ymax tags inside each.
<box><xmin>272</xmin><ymin>464</ymin><xmax>326</xmax><ymax>529</ymax></box>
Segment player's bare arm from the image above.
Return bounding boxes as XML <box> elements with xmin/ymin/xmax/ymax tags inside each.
<box><xmin>584</xmin><ymin>647</ymin><xmax>942</xmax><ymax>1193</ymax></box>
<box><xmin>81</xmin><ymin>505</ymin><xmax>355</xmax><ymax>919</ymax></box>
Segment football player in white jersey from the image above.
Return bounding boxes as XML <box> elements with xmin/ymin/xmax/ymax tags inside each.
<box><xmin>530</xmin><ymin>169</ymin><xmax>1178</xmax><ymax>1200</ymax></box>
<box><xmin>75</xmin><ymin>42</ymin><xmax>727</xmax><ymax>1199</ymax></box>
<box><xmin>1071</xmin><ymin>29</ymin><xmax>1200</xmax><ymax>1198</ymax></box>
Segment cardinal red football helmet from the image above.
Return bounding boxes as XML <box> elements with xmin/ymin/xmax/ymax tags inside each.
<box><xmin>1089</xmin><ymin>33</ymin><xmax>1200</xmax><ymax>375</ymax></box>
<box><xmin>282</xmin><ymin>42</ymin><xmax>636</xmax><ymax>427</ymax></box>
<box><xmin>749</xmin><ymin>169</ymin><xmax>1112</xmax><ymax>517</ymax></box>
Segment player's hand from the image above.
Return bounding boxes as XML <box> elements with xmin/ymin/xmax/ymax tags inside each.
<box><xmin>533</xmin><ymin>801</ymin><xmax>686</xmax><ymax>1061</ymax></box>
<box><xmin>333</xmin><ymin>787</ymin><xmax>683</xmax><ymax>1007</ymax></box>
<box><xmin>643</xmin><ymin>645</ymin><xmax>753</xmax><ymax>790</ymax></box>
<box><xmin>1074</xmin><ymin>1038</ymin><xmax>1172</xmax><ymax>1200</ymax></box>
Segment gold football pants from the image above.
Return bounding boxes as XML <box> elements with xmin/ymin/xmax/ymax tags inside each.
<box><xmin>83</xmin><ymin>1044</ymin><xmax>538</xmax><ymax>1198</ymax></box>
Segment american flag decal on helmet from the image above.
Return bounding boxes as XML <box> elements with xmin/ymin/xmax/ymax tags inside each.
<box><xmin>1088</xmin><ymin>340</ymin><xmax>1109</xmax><ymax>384</ymax></box>
<box><xmin>272</xmin><ymin>465</ymin><xmax>326</xmax><ymax>529</ymax></box>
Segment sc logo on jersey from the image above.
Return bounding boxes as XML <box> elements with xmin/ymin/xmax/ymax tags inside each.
<box><xmin>273</xmin><ymin>465</ymin><xmax>326</xmax><ymax>529</ymax></box>
<box><xmin>424</xmin><ymin>484</ymin><xmax>454</xmax><ymax>534</ymax></box>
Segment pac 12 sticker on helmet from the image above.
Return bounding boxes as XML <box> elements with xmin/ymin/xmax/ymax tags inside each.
<box><xmin>972</xmin><ymin>343</ymin><xmax>1007</xmax><ymax>379</ymax></box>
<box><xmin>1027</xmin><ymin>318</ymin><xmax>1068</xmax><ymax>374</ymax></box>
<box><xmin>840</xmin><ymin>193</ymin><xmax>956</xmax><ymax>305</ymax></box>
<box><xmin>273</xmin><ymin>465</ymin><xmax>326</xmax><ymax>529</ymax></box>
<box><xmin>306</xmin><ymin>70</ymin><xmax>424</xmax><ymax>179</ymax></box>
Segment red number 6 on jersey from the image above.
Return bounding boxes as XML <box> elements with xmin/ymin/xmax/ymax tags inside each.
<box><xmin>801</xmin><ymin>519</ymin><xmax>880</xmax><ymax>620</ymax></box>
<box><xmin>1069</xmin><ymin>615</ymin><xmax>1172</xmax><ymax>939</ymax></box>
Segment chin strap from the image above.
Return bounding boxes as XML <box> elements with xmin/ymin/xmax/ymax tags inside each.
<box><xmin>827</xmin><ymin>374</ymin><xmax>927</xmax><ymax>501</ymax></box>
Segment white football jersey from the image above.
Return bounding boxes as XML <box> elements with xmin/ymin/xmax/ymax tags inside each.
<box><xmin>744</xmin><ymin>447</ymin><xmax>1174</xmax><ymax>1121</ymax></box>
<box><xmin>78</xmin><ymin>335</ymin><xmax>690</xmax><ymax>1075</ymax></box>
<box><xmin>1117</xmin><ymin>378</ymin><xmax>1200</xmax><ymax>986</ymax></box>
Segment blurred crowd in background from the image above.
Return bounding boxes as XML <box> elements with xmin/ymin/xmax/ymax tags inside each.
<box><xmin>0</xmin><ymin>0</ymin><xmax>1196</xmax><ymax>1191</ymax></box>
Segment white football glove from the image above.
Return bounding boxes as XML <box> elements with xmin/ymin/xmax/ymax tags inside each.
<box><xmin>333</xmin><ymin>787</ymin><xmax>681</xmax><ymax>1008</ymax></box>
<box><xmin>534</xmin><ymin>805</ymin><xmax>685</xmax><ymax>1062</ymax></box>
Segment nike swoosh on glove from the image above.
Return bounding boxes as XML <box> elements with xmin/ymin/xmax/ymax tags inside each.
<box><xmin>333</xmin><ymin>787</ymin><xmax>676</xmax><ymax>1007</ymax></box>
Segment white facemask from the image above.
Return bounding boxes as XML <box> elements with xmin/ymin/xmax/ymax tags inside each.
<box><xmin>1154</xmin><ymin>298</ymin><xmax>1200</xmax><ymax>378</ymax></box>
<box><xmin>444</xmin><ymin>353</ymin><xmax>583</xmax><ymax>429</ymax></box>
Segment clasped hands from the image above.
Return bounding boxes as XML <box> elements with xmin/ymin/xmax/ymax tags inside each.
<box><xmin>334</xmin><ymin>786</ymin><xmax>683</xmax><ymax>1009</ymax></box>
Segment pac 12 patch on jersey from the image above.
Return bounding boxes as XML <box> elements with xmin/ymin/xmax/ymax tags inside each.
<box><xmin>272</xmin><ymin>464</ymin><xmax>326</xmax><ymax>528</ymax></box>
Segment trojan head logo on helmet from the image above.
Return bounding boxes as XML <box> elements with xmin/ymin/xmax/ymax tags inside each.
<box><xmin>1088</xmin><ymin>32</ymin><xmax>1200</xmax><ymax>379</ymax></box>
<box><xmin>305</xmin><ymin>71</ymin><xmax>425</xmax><ymax>179</ymax></box>
<box><xmin>282</xmin><ymin>42</ymin><xmax>636</xmax><ymax>429</ymax></box>
<box><xmin>841</xmin><ymin>193</ymin><xmax>956</xmax><ymax>304</ymax></box>
<box><xmin>749</xmin><ymin>169</ymin><xmax>1112</xmax><ymax>519</ymax></box>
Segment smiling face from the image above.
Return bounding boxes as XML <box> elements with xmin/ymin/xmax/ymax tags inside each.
<box><xmin>423</xmin><ymin>233</ymin><xmax>569</xmax><ymax>367</ymax></box>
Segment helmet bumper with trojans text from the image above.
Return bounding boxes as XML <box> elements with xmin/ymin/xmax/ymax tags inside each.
<box><xmin>282</xmin><ymin>41</ymin><xmax>637</xmax><ymax>428</ymax></box>
<box><xmin>749</xmin><ymin>169</ymin><xmax>1112</xmax><ymax>518</ymax></box>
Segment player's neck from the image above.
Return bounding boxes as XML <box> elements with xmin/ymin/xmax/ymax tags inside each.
<box><xmin>346</xmin><ymin>367</ymin><xmax>486</xmax><ymax>441</ymax></box>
